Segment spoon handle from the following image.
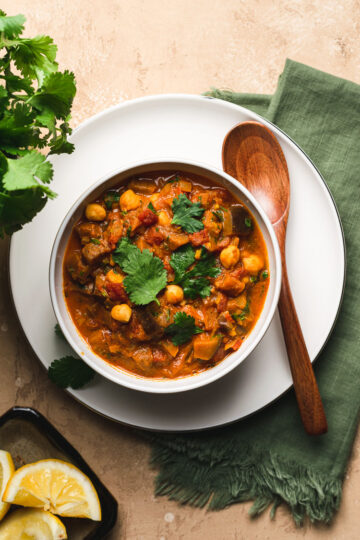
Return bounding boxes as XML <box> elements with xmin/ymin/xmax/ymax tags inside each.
<box><xmin>278</xmin><ymin>260</ymin><xmax>328</xmax><ymax>435</ymax></box>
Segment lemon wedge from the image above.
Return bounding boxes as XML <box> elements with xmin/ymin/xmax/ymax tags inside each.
<box><xmin>0</xmin><ymin>451</ymin><xmax>15</xmax><ymax>522</ymax></box>
<box><xmin>2</xmin><ymin>459</ymin><xmax>101</xmax><ymax>521</ymax></box>
<box><xmin>0</xmin><ymin>508</ymin><xmax>67</xmax><ymax>539</ymax></box>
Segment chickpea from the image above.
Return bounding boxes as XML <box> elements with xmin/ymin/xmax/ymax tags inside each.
<box><xmin>120</xmin><ymin>189</ymin><xmax>141</xmax><ymax>211</ymax></box>
<box><xmin>165</xmin><ymin>285</ymin><xmax>184</xmax><ymax>304</ymax></box>
<box><xmin>242</xmin><ymin>254</ymin><xmax>264</xmax><ymax>273</ymax></box>
<box><xmin>220</xmin><ymin>245</ymin><xmax>240</xmax><ymax>269</ymax></box>
<box><xmin>111</xmin><ymin>304</ymin><xmax>132</xmax><ymax>323</ymax></box>
<box><xmin>158</xmin><ymin>211</ymin><xmax>171</xmax><ymax>226</ymax></box>
<box><xmin>85</xmin><ymin>203</ymin><xmax>106</xmax><ymax>222</ymax></box>
<box><xmin>106</xmin><ymin>269</ymin><xmax>124</xmax><ymax>284</ymax></box>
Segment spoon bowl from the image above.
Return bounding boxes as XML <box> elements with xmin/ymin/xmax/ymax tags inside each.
<box><xmin>223</xmin><ymin>122</ymin><xmax>290</xmax><ymax>226</ymax></box>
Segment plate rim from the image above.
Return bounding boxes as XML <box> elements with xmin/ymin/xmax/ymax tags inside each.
<box><xmin>8</xmin><ymin>93</ymin><xmax>346</xmax><ymax>431</ymax></box>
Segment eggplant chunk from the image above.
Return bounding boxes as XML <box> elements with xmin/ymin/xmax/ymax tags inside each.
<box><xmin>231</xmin><ymin>206</ymin><xmax>253</xmax><ymax>236</ymax></box>
<box><xmin>134</xmin><ymin>306</ymin><xmax>164</xmax><ymax>339</ymax></box>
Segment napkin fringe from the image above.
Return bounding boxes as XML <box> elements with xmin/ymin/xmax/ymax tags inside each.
<box><xmin>150</xmin><ymin>442</ymin><xmax>342</xmax><ymax>526</ymax></box>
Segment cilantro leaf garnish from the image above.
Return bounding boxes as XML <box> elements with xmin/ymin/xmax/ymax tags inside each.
<box><xmin>182</xmin><ymin>277</ymin><xmax>212</xmax><ymax>299</ymax></box>
<box><xmin>165</xmin><ymin>312</ymin><xmax>203</xmax><ymax>346</ymax></box>
<box><xmin>245</xmin><ymin>217</ymin><xmax>252</xmax><ymax>228</ymax></box>
<box><xmin>112</xmin><ymin>236</ymin><xmax>139</xmax><ymax>265</ymax></box>
<box><xmin>171</xmin><ymin>194</ymin><xmax>204</xmax><ymax>233</ymax></box>
<box><xmin>48</xmin><ymin>356</ymin><xmax>95</xmax><ymax>389</ymax></box>
<box><xmin>170</xmin><ymin>243</ymin><xmax>195</xmax><ymax>282</ymax></box>
<box><xmin>170</xmin><ymin>245</ymin><xmax>221</xmax><ymax>299</ymax></box>
<box><xmin>113</xmin><ymin>237</ymin><xmax>167</xmax><ymax>305</ymax></box>
<box><xmin>262</xmin><ymin>270</ymin><xmax>269</xmax><ymax>279</ymax></box>
<box><xmin>0</xmin><ymin>11</ymin><xmax>76</xmax><ymax>236</ymax></box>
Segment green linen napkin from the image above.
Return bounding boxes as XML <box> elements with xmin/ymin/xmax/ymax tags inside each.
<box><xmin>147</xmin><ymin>60</ymin><xmax>360</xmax><ymax>525</ymax></box>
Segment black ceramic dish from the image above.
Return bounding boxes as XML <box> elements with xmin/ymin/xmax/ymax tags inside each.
<box><xmin>0</xmin><ymin>406</ymin><xmax>117</xmax><ymax>539</ymax></box>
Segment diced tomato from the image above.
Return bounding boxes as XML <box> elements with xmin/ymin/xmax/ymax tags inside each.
<box><xmin>231</xmin><ymin>338</ymin><xmax>244</xmax><ymax>351</ymax></box>
<box><xmin>189</xmin><ymin>229</ymin><xmax>209</xmax><ymax>246</ymax></box>
<box><xmin>106</xmin><ymin>211</ymin><xmax>124</xmax><ymax>247</ymax></box>
<box><xmin>215</xmin><ymin>237</ymin><xmax>231</xmax><ymax>251</ymax></box>
<box><xmin>231</xmin><ymin>266</ymin><xmax>247</xmax><ymax>279</ymax></box>
<box><xmin>162</xmin><ymin>256</ymin><xmax>172</xmax><ymax>272</ymax></box>
<box><xmin>144</xmin><ymin>226</ymin><xmax>164</xmax><ymax>245</ymax></box>
<box><xmin>105</xmin><ymin>281</ymin><xmax>129</xmax><ymax>302</ymax></box>
<box><xmin>216</xmin><ymin>293</ymin><xmax>228</xmax><ymax>313</ymax></box>
<box><xmin>138</xmin><ymin>208</ymin><xmax>158</xmax><ymax>226</ymax></box>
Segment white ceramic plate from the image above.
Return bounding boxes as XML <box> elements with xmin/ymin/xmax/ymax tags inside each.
<box><xmin>9</xmin><ymin>95</ymin><xmax>345</xmax><ymax>431</ymax></box>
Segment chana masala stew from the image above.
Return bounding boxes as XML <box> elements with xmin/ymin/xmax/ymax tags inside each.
<box><xmin>63</xmin><ymin>171</ymin><xmax>270</xmax><ymax>379</ymax></box>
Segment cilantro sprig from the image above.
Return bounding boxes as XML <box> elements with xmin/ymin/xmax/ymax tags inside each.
<box><xmin>113</xmin><ymin>237</ymin><xmax>167</xmax><ymax>305</ymax></box>
<box><xmin>170</xmin><ymin>245</ymin><xmax>221</xmax><ymax>299</ymax></box>
<box><xmin>165</xmin><ymin>312</ymin><xmax>203</xmax><ymax>346</ymax></box>
<box><xmin>48</xmin><ymin>356</ymin><xmax>95</xmax><ymax>389</ymax></box>
<box><xmin>0</xmin><ymin>11</ymin><xmax>76</xmax><ymax>236</ymax></box>
<box><xmin>171</xmin><ymin>194</ymin><xmax>204</xmax><ymax>233</ymax></box>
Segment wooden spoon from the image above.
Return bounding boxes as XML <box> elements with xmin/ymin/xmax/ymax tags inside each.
<box><xmin>222</xmin><ymin>121</ymin><xmax>328</xmax><ymax>435</ymax></box>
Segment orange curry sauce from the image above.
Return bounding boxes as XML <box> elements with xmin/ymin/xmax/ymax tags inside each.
<box><xmin>63</xmin><ymin>171</ymin><xmax>269</xmax><ymax>379</ymax></box>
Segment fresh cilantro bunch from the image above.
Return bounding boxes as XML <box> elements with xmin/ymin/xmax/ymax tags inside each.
<box><xmin>170</xmin><ymin>244</ymin><xmax>221</xmax><ymax>298</ymax></box>
<box><xmin>171</xmin><ymin>194</ymin><xmax>204</xmax><ymax>233</ymax></box>
<box><xmin>113</xmin><ymin>237</ymin><xmax>167</xmax><ymax>305</ymax></box>
<box><xmin>165</xmin><ymin>312</ymin><xmax>203</xmax><ymax>346</ymax></box>
<box><xmin>0</xmin><ymin>11</ymin><xmax>76</xmax><ymax>236</ymax></box>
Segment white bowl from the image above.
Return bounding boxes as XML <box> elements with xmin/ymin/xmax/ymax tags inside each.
<box><xmin>49</xmin><ymin>159</ymin><xmax>281</xmax><ymax>393</ymax></box>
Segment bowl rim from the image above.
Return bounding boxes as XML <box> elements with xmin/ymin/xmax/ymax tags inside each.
<box><xmin>49</xmin><ymin>158</ymin><xmax>282</xmax><ymax>393</ymax></box>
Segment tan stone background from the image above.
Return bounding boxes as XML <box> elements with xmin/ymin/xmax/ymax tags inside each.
<box><xmin>0</xmin><ymin>1</ymin><xmax>359</xmax><ymax>538</ymax></box>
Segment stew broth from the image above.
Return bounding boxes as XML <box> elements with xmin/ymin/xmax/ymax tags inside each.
<box><xmin>63</xmin><ymin>171</ymin><xmax>269</xmax><ymax>379</ymax></box>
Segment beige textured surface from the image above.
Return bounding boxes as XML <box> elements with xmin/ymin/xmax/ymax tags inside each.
<box><xmin>0</xmin><ymin>1</ymin><xmax>359</xmax><ymax>538</ymax></box>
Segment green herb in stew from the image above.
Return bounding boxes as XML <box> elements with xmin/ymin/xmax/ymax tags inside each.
<box><xmin>170</xmin><ymin>245</ymin><xmax>220</xmax><ymax>299</ymax></box>
<box><xmin>147</xmin><ymin>201</ymin><xmax>157</xmax><ymax>214</ymax></box>
<box><xmin>113</xmin><ymin>237</ymin><xmax>167</xmax><ymax>305</ymax></box>
<box><xmin>171</xmin><ymin>194</ymin><xmax>204</xmax><ymax>233</ymax></box>
<box><xmin>165</xmin><ymin>312</ymin><xmax>203</xmax><ymax>346</ymax></box>
<box><xmin>104</xmin><ymin>191</ymin><xmax>120</xmax><ymax>209</ymax></box>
